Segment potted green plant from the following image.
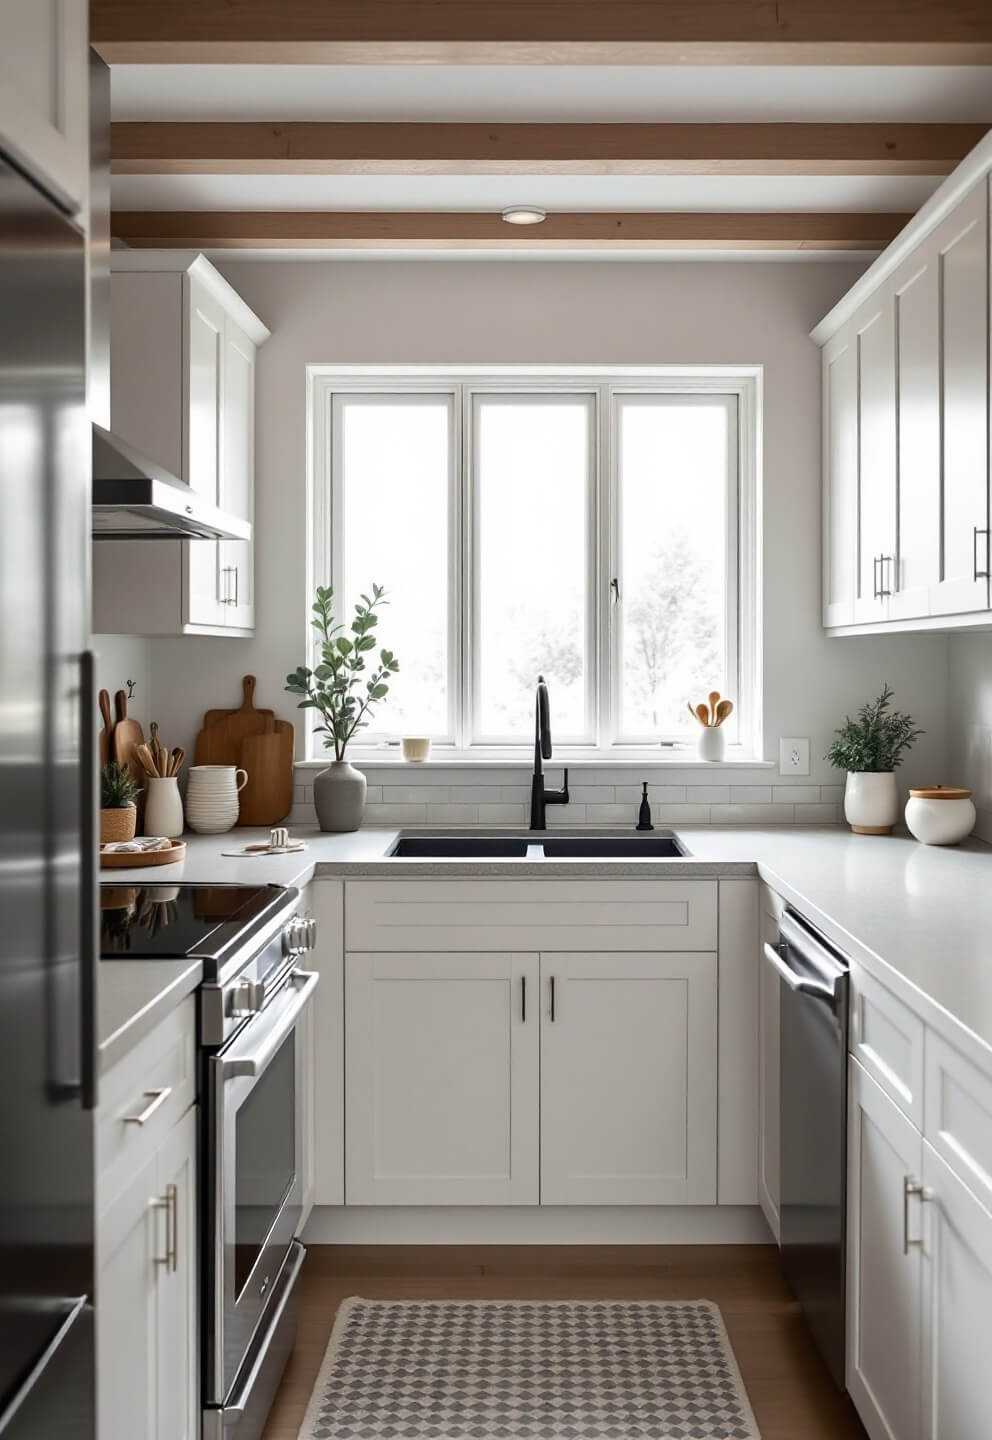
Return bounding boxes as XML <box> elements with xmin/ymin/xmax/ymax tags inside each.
<box><xmin>100</xmin><ymin>761</ymin><xmax>140</xmax><ymax>844</ymax></box>
<box><xmin>286</xmin><ymin>583</ymin><xmax>399</xmax><ymax>832</ymax></box>
<box><xmin>825</xmin><ymin>684</ymin><xmax>922</xmax><ymax>835</ymax></box>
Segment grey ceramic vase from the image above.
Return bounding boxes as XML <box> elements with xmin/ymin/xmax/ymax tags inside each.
<box><xmin>313</xmin><ymin>759</ymin><xmax>367</xmax><ymax>832</ymax></box>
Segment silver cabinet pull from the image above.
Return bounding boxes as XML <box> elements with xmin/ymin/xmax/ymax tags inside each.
<box><xmin>153</xmin><ymin>1183</ymin><xmax>178</xmax><ymax>1271</ymax></box>
<box><xmin>903</xmin><ymin>1176</ymin><xmax>932</xmax><ymax>1254</ymax></box>
<box><xmin>220</xmin><ymin>565</ymin><xmax>239</xmax><ymax>605</ymax></box>
<box><xmin>974</xmin><ymin>527</ymin><xmax>990</xmax><ymax>582</ymax></box>
<box><xmin>122</xmin><ymin>1087</ymin><xmax>172</xmax><ymax>1126</ymax></box>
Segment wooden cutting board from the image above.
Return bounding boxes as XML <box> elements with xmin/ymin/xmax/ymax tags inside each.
<box><xmin>98</xmin><ymin>689</ymin><xmax>114</xmax><ymax>768</ymax></box>
<box><xmin>195</xmin><ymin>675</ymin><xmax>274</xmax><ymax>767</ymax></box>
<box><xmin>237</xmin><ymin>721</ymin><xmax>296</xmax><ymax>826</ymax></box>
<box><xmin>112</xmin><ymin>690</ymin><xmax>145</xmax><ymax>787</ymax></box>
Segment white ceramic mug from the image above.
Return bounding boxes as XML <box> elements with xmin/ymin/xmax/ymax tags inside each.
<box><xmin>185</xmin><ymin>764</ymin><xmax>248</xmax><ymax>834</ymax></box>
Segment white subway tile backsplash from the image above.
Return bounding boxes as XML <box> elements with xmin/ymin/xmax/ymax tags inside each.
<box><xmin>772</xmin><ymin>785</ymin><xmax>820</xmax><ymax>805</ymax></box>
<box><xmin>381</xmin><ymin>785</ymin><xmax>459</xmax><ymax>804</ymax></box>
<box><xmin>568</xmin><ymin>786</ymin><xmax>616</xmax><ymax>805</ymax></box>
<box><xmin>614</xmin><ymin>785</ymin><xmax>687</xmax><ymax>804</ymax></box>
<box><xmin>730</xmin><ymin>786</ymin><xmax>773</xmax><ymax>804</ymax></box>
<box><xmin>654</xmin><ymin>804</ymin><xmax>712</xmax><ymax>824</ymax></box>
<box><xmin>363</xmin><ymin>803</ymin><xmax>428</xmax><ymax>825</ymax></box>
<box><xmin>820</xmin><ymin>784</ymin><xmax>845</xmax><ymax>804</ymax></box>
<box><xmin>426</xmin><ymin>804</ymin><xmax>478</xmax><ymax>824</ymax></box>
<box><xmin>477</xmin><ymin>803</ymin><xmax>528</xmax><ymax>825</ymax></box>
<box><xmin>710</xmin><ymin>803</ymin><xmax>796</xmax><ymax>825</ymax></box>
<box><xmin>795</xmin><ymin>802</ymin><xmax>842</xmax><ymax>824</ymax></box>
<box><xmin>583</xmin><ymin>803</ymin><xmax>639</xmax><ymax>824</ymax></box>
<box><xmin>684</xmin><ymin>786</ymin><xmax>730</xmax><ymax>804</ymax></box>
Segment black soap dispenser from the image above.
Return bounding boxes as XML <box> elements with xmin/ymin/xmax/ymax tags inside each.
<box><xmin>636</xmin><ymin>782</ymin><xmax>654</xmax><ymax>832</ymax></box>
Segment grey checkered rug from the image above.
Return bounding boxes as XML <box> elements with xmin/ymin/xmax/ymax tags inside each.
<box><xmin>298</xmin><ymin>1298</ymin><xmax>761</xmax><ymax>1439</ymax></box>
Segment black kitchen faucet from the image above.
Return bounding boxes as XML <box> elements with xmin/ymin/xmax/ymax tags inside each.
<box><xmin>529</xmin><ymin>675</ymin><xmax>569</xmax><ymax>830</ymax></box>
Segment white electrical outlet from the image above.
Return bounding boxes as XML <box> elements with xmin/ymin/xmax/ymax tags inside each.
<box><xmin>779</xmin><ymin>738</ymin><xmax>810</xmax><ymax>776</ymax></box>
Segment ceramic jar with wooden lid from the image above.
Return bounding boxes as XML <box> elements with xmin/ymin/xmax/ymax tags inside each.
<box><xmin>904</xmin><ymin>786</ymin><xmax>976</xmax><ymax>846</ymax></box>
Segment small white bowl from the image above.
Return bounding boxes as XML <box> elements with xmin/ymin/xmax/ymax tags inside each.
<box><xmin>905</xmin><ymin>787</ymin><xmax>976</xmax><ymax>846</ymax></box>
<box><xmin>401</xmin><ymin>737</ymin><xmax>432</xmax><ymax>763</ymax></box>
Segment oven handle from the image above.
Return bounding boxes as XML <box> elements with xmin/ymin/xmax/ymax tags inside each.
<box><xmin>221</xmin><ymin>1241</ymin><xmax>306</xmax><ymax>1425</ymax></box>
<box><xmin>218</xmin><ymin>971</ymin><xmax>318</xmax><ymax>1082</ymax></box>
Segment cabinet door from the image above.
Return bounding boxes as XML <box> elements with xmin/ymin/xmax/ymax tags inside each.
<box><xmin>822</xmin><ymin>324</ymin><xmax>858</xmax><ymax>628</ymax></box>
<box><xmin>847</xmin><ymin>1060</ymin><xmax>924</xmax><ymax>1440</ymax></box>
<box><xmin>0</xmin><ymin>0</ymin><xmax>88</xmax><ymax>212</ymax></box>
<box><xmin>156</xmin><ymin>1108</ymin><xmax>198</xmax><ymax>1440</ymax></box>
<box><xmin>928</xmin><ymin>182</ymin><xmax>990</xmax><ymax>617</ymax></box>
<box><xmin>216</xmin><ymin>316</ymin><xmax>256</xmax><ymax>630</ymax></box>
<box><xmin>854</xmin><ymin>292</ymin><xmax>898</xmax><ymax>625</ymax></box>
<box><xmin>184</xmin><ymin>274</ymin><xmax>226</xmax><ymax>628</ymax></box>
<box><xmin>758</xmin><ymin>910</ymin><xmax>781</xmax><ymax>1240</ymax></box>
<box><xmin>891</xmin><ymin>252</ymin><xmax>940</xmax><ymax>621</ymax></box>
<box><xmin>97</xmin><ymin>1151</ymin><xmax>159</xmax><ymax>1440</ymax></box>
<box><xmin>311</xmin><ymin>883</ymin><xmax>344</xmax><ymax>1208</ymax></box>
<box><xmin>540</xmin><ymin>952</ymin><xmax>717</xmax><ymax>1205</ymax></box>
<box><xmin>921</xmin><ymin>1141</ymin><xmax>992</xmax><ymax>1440</ymax></box>
<box><xmin>345</xmin><ymin>952</ymin><xmax>539</xmax><ymax>1205</ymax></box>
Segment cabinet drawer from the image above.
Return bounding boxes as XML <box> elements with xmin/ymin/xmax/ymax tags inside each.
<box><xmin>925</xmin><ymin>1031</ymin><xmax>992</xmax><ymax>1212</ymax></box>
<box><xmin>345</xmin><ymin>879</ymin><xmax>718</xmax><ymax>953</ymax></box>
<box><xmin>850</xmin><ymin>967</ymin><xmax>925</xmax><ymax>1127</ymax></box>
<box><xmin>98</xmin><ymin>996</ymin><xmax>196</xmax><ymax>1211</ymax></box>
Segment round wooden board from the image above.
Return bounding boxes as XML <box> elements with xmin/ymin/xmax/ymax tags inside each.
<box><xmin>100</xmin><ymin>841</ymin><xmax>187</xmax><ymax>869</ymax></box>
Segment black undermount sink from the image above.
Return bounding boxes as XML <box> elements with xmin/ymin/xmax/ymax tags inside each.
<box><xmin>540</xmin><ymin>834</ymin><xmax>687</xmax><ymax>858</ymax></box>
<box><xmin>387</xmin><ymin>832</ymin><xmax>689</xmax><ymax>859</ymax></box>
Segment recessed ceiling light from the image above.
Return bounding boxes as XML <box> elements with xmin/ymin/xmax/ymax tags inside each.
<box><xmin>501</xmin><ymin>206</ymin><xmax>547</xmax><ymax>226</ymax></box>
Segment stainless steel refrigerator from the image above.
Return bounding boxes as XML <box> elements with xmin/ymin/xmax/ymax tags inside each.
<box><xmin>0</xmin><ymin>153</ymin><xmax>96</xmax><ymax>1437</ymax></box>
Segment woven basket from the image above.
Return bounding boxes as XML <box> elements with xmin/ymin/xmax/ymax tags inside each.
<box><xmin>100</xmin><ymin>805</ymin><xmax>137</xmax><ymax>845</ymax></box>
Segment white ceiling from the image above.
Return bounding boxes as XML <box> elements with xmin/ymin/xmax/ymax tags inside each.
<box><xmin>111</xmin><ymin>64</ymin><xmax>992</xmax><ymax>123</ymax></box>
<box><xmin>111</xmin><ymin>172</ymin><xmax>943</xmax><ymax>214</ymax></box>
<box><xmin>108</xmin><ymin>62</ymin><xmax>992</xmax><ymax>256</ymax></box>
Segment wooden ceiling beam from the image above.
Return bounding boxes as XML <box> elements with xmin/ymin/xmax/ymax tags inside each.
<box><xmin>90</xmin><ymin>0</ymin><xmax>992</xmax><ymax>64</ymax></box>
<box><xmin>110</xmin><ymin>210</ymin><xmax>910</xmax><ymax>250</ymax></box>
<box><xmin>110</xmin><ymin>122</ymin><xmax>988</xmax><ymax>177</ymax></box>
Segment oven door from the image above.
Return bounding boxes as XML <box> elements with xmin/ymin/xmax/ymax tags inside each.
<box><xmin>206</xmin><ymin>967</ymin><xmax>318</xmax><ymax>1406</ymax></box>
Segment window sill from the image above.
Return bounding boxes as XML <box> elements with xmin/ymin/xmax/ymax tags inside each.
<box><xmin>299</xmin><ymin>750</ymin><xmax>774</xmax><ymax>770</ymax></box>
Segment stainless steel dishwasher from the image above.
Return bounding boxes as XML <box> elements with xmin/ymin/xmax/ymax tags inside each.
<box><xmin>764</xmin><ymin>907</ymin><xmax>850</xmax><ymax>1390</ymax></box>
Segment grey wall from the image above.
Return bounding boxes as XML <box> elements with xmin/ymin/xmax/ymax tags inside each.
<box><xmin>96</xmin><ymin>258</ymin><xmax>950</xmax><ymax>819</ymax></box>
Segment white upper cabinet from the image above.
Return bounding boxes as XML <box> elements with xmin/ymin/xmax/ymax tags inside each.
<box><xmin>815</xmin><ymin>134</ymin><xmax>992</xmax><ymax>634</ymax></box>
<box><xmin>0</xmin><ymin>0</ymin><xmax>88</xmax><ymax>214</ymax></box>
<box><xmin>92</xmin><ymin>254</ymin><xmax>269</xmax><ymax>637</ymax></box>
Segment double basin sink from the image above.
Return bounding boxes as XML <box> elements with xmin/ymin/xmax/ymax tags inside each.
<box><xmin>388</xmin><ymin>831</ymin><xmax>688</xmax><ymax>859</ymax></box>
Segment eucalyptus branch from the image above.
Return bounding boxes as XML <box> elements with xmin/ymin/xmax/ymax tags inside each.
<box><xmin>286</xmin><ymin>583</ymin><xmax>400</xmax><ymax>760</ymax></box>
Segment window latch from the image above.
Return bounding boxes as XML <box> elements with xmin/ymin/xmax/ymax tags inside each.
<box><xmin>610</xmin><ymin>577</ymin><xmax>621</xmax><ymax>604</ymax></box>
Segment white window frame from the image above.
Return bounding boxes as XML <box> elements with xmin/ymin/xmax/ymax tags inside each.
<box><xmin>307</xmin><ymin>365</ymin><xmax>761</xmax><ymax>761</ymax></box>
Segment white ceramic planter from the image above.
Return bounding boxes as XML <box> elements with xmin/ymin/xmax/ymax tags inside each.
<box><xmin>905</xmin><ymin>787</ymin><xmax>976</xmax><ymax>846</ymax></box>
<box><xmin>844</xmin><ymin>771</ymin><xmax>899</xmax><ymax>835</ymax></box>
<box><xmin>696</xmin><ymin>726</ymin><xmax>727</xmax><ymax>763</ymax></box>
<box><xmin>314</xmin><ymin>760</ymin><xmax>367</xmax><ymax>832</ymax></box>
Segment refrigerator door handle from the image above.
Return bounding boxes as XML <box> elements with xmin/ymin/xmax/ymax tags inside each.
<box><xmin>80</xmin><ymin>650</ymin><xmax>98</xmax><ymax>1111</ymax></box>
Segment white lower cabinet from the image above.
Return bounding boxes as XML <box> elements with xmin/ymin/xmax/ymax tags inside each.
<box><xmin>847</xmin><ymin>1058</ymin><xmax>924</xmax><ymax>1440</ymax></box>
<box><xmin>540</xmin><ymin>952</ymin><xmax>717</xmax><ymax>1205</ymax></box>
<box><xmin>98</xmin><ymin>1103</ymin><xmax>198</xmax><ymax>1440</ymax></box>
<box><xmin>920</xmin><ymin>1141</ymin><xmax>992</xmax><ymax>1440</ymax></box>
<box><xmin>345</xmin><ymin>951</ymin><xmax>540</xmax><ymax>1205</ymax></box>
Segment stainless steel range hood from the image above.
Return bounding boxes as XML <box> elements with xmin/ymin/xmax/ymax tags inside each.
<box><xmin>91</xmin><ymin>424</ymin><xmax>252</xmax><ymax>541</ymax></box>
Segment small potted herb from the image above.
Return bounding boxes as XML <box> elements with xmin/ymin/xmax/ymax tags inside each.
<box><xmin>286</xmin><ymin>584</ymin><xmax>399</xmax><ymax>832</ymax></box>
<box><xmin>825</xmin><ymin>684</ymin><xmax>922</xmax><ymax>835</ymax></box>
<box><xmin>100</xmin><ymin>761</ymin><xmax>141</xmax><ymax>844</ymax></box>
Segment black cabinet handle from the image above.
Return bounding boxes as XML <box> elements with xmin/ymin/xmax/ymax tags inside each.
<box><xmin>550</xmin><ymin>975</ymin><xmax>556</xmax><ymax>1023</ymax></box>
<box><xmin>520</xmin><ymin>974</ymin><xmax>526</xmax><ymax>1023</ymax></box>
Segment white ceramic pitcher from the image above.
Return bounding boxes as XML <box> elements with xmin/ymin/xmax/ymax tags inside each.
<box><xmin>185</xmin><ymin>764</ymin><xmax>248</xmax><ymax>834</ymax></box>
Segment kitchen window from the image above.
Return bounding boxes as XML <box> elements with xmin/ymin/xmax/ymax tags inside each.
<box><xmin>309</xmin><ymin>367</ymin><xmax>759</xmax><ymax>756</ymax></box>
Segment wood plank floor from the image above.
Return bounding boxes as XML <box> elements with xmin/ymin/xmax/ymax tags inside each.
<box><xmin>261</xmin><ymin>1245</ymin><xmax>868</xmax><ymax>1440</ymax></box>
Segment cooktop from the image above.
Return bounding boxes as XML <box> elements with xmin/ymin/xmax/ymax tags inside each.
<box><xmin>99</xmin><ymin>883</ymin><xmax>295</xmax><ymax>966</ymax></box>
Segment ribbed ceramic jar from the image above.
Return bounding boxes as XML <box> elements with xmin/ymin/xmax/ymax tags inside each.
<box><xmin>185</xmin><ymin>765</ymin><xmax>248</xmax><ymax>834</ymax></box>
<box><xmin>844</xmin><ymin>771</ymin><xmax>899</xmax><ymax>835</ymax></box>
<box><xmin>905</xmin><ymin>786</ymin><xmax>976</xmax><ymax>846</ymax></box>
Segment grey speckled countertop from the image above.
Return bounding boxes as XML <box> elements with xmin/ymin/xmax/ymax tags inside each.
<box><xmin>99</xmin><ymin>824</ymin><xmax>992</xmax><ymax>1073</ymax></box>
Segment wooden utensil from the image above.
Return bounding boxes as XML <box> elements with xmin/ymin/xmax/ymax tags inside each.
<box><xmin>134</xmin><ymin>743</ymin><xmax>160</xmax><ymax>779</ymax></box>
<box><xmin>708</xmin><ymin>690</ymin><xmax>721</xmax><ymax>726</ymax></box>
<box><xmin>714</xmin><ymin>698</ymin><xmax>734</xmax><ymax>727</ymax></box>
<box><xmin>112</xmin><ymin>689</ymin><xmax>145</xmax><ymax>786</ymax></box>
<box><xmin>168</xmin><ymin>746</ymin><xmax>185</xmax><ymax>778</ymax></box>
<box><xmin>149</xmin><ymin>722</ymin><xmax>167</xmax><ymax>777</ymax></box>
<box><xmin>98</xmin><ymin>689</ymin><xmax>114</xmax><ymax>768</ymax></box>
<box><xmin>195</xmin><ymin>675</ymin><xmax>275</xmax><ymax>768</ymax></box>
<box><xmin>694</xmin><ymin>702</ymin><xmax>711</xmax><ymax>728</ymax></box>
<box><xmin>237</xmin><ymin>721</ymin><xmax>295</xmax><ymax>826</ymax></box>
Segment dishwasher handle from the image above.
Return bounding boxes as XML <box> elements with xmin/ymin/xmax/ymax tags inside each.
<box><xmin>764</xmin><ymin>941</ymin><xmax>841</xmax><ymax>1007</ymax></box>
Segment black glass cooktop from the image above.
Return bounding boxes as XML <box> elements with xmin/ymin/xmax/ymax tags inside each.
<box><xmin>99</xmin><ymin>883</ymin><xmax>290</xmax><ymax>963</ymax></box>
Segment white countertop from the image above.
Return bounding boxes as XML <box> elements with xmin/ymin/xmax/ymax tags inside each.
<box><xmin>99</xmin><ymin>824</ymin><xmax>992</xmax><ymax>1072</ymax></box>
<box><xmin>98</xmin><ymin>956</ymin><xmax>202</xmax><ymax>1074</ymax></box>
